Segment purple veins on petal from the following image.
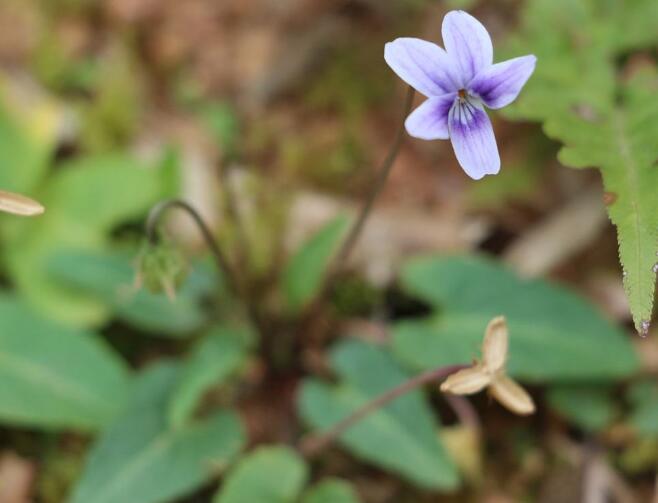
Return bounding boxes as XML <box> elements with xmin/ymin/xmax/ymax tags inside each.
<box><xmin>469</xmin><ymin>55</ymin><xmax>537</xmax><ymax>109</ymax></box>
<box><xmin>441</xmin><ymin>10</ymin><xmax>493</xmax><ymax>85</ymax></box>
<box><xmin>448</xmin><ymin>99</ymin><xmax>500</xmax><ymax>180</ymax></box>
<box><xmin>404</xmin><ymin>94</ymin><xmax>455</xmax><ymax>140</ymax></box>
<box><xmin>383</xmin><ymin>9</ymin><xmax>536</xmax><ymax>179</ymax></box>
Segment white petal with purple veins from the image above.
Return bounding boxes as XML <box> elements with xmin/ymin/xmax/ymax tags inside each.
<box><xmin>405</xmin><ymin>94</ymin><xmax>455</xmax><ymax>140</ymax></box>
<box><xmin>469</xmin><ymin>55</ymin><xmax>537</xmax><ymax>109</ymax></box>
<box><xmin>384</xmin><ymin>38</ymin><xmax>461</xmax><ymax>97</ymax></box>
<box><xmin>442</xmin><ymin>10</ymin><xmax>493</xmax><ymax>85</ymax></box>
<box><xmin>448</xmin><ymin>99</ymin><xmax>500</xmax><ymax>180</ymax></box>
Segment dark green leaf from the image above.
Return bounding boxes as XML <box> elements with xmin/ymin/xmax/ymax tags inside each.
<box><xmin>299</xmin><ymin>340</ymin><xmax>458</xmax><ymax>490</ymax></box>
<box><xmin>169</xmin><ymin>325</ymin><xmax>251</xmax><ymax>427</ymax></box>
<box><xmin>0</xmin><ymin>295</ymin><xmax>129</xmax><ymax>430</ymax></box>
<box><xmin>49</xmin><ymin>250</ymin><xmax>216</xmax><ymax>337</ymax></box>
<box><xmin>214</xmin><ymin>446</ymin><xmax>307</xmax><ymax>503</ymax></box>
<box><xmin>70</xmin><ymin>362</ymin><xmax>245</xmax><ymax>503</ymax></box>
<box><xmin>302</xmin><ymin>479</ymin><xmax>361</xmax><ymax>503</ymax></box>
<box><xmin>547</xmin><ymin>385</ymin><xmax>616</xmax><ymax>432</ymax></box>
<box><xmin>393</xmin><ymin>256</ymin><xmax>638</xmax><ymax>381</ymax></box>
<box><xmin>282</xmin><ymin>215</ymin><xmax>349</xmax><ymax>311</ymax></box>
<box><xmin>627</xmin><ymin>381</ymin><xmax>658</xmax><ymax>437</ymax></box>
<box><xmin>2</xmin><ymin>153</ymin><xmax>176</xmax><ymax>326</ymax></box>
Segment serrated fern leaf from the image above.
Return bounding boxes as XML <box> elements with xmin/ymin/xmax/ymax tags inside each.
<box><xmin>543</xmin><ymin>73</ymin><xmax>658</xmax><ymax>333</ymax></box>
<box><xmin>502</xmin><ymin>0</ymin><xmax>658</xmax><ymax>333</ymax></box>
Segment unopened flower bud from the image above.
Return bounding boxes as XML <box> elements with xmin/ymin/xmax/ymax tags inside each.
<box><xmin>135</xmin><ymin>237</ymin><xmax>188</xmax><ymax>300</ymax></box>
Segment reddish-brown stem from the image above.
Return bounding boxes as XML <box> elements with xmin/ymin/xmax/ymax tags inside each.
<box><xmin>299</xmin><ymin>363</ymin><xmax>467</xmax><ymax>457</ymax></box>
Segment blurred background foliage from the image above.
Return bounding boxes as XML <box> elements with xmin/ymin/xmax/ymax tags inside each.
<box><xmin>0</xmin><ymin>0</ymin><xmax>656</xmax><ymax>502</ymax></box>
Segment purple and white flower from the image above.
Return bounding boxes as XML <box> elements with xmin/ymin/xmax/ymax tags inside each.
<box><xmin>384</xmin><ymin>10</ymin><xmax>536</xmax><ymax>180</ymax></box>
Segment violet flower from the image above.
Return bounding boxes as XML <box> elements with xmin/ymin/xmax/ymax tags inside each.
<box><xmin>385</xmin><ymin>10</ymin><xmax>536</xmax><ymax>179</ymax></box>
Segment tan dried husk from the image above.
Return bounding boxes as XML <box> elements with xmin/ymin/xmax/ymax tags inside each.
<box><xmin>0</xmin><ymin>190</ymin><xmax>44</xmax><ymax>216</ymax></box>
<box><xmin>441</xmin><ymin>315</ymin><xmax>535</xmax><ymax>416</ymax></box>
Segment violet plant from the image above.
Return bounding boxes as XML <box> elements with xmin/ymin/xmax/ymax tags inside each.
<box><xmin>140</xmin><ymin>9</ymin><xmax>538</xmax><ymax>484</ymax></box>
<box><xmin>385</xmin><ymin>10</ymin><xmax>536</xmax><ymax>179</ymax></box>
<box><xmin>1</xmin><ymin>3</ymin><xmax>649</xmax><ymax>502</ymax></box>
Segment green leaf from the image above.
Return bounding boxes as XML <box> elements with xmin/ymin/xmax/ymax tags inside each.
<box><xmin>168</xmin><ymin>325</ymin><xmax>251</xmax><ymax>427</ymax></box>
<box><xmin>502</xmin><ymin>0</ymin><xmax>658</xmax><ymax>333</ymax></box>
<box><xmin>298</xmin><ymin>340</ymin><xmax>458</xmax><ymax>491</ymax></box>
<box><xmin>1</xmin><ymin>153</ymin><xmax>177</xmax><ymax>326</ymax></box>
<box><xmin>0</xmin><ymin>294</ymin><xmax>129</xmax><ymax>430</ymax></box>
<box><xmin>544</xmin><ymin>71</ymin><xmax>658</xmax><ymax>334</ymax></box>
<box><xmin>70</xmin><ymin>363</ymin><xmax>245</xmax><ymax>503</ymax></box>
<box><xmin>0</xmin><ymin>84</ymin><xmax>57</xmax><ymax>193</ymax></box>
<box><xmin>214</xmin><ymin>446</ymin><xmax>307</xmax><ymax>503</ymax></box>
<box><xmin>547</xmin><ymin>385</ymin><xmax>616</xmax><ymax>432</ymax></box>
<box><xmin>282</xmin><ymin>215</ymin><xmax>350</xmax><ymax>311</ymax></box>
<box><xmin>302</xmin><ymin>479</ymin><xmax>361</xmax><ymax>503</ymax></box>
<box><xmin>627</xmin><ymin>381</ymin><xmax>658</xmax><ymax>437</ymax></box>
<box><xmin>49</xmin><ymin>250</ymin><xmax>216</xmax><ymax>337</ymax></box>
<box><xmin>501</xmin><ymin>0</ymin><xmax>616</xmax><ymax>122</ymax></box>
<box><xmin>393</xmin><ymin>256</ymin><xmax>638</xmax><ymax>381</ymax></box>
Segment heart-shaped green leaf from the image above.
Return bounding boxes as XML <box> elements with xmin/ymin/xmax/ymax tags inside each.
<box><xmin>49</xmin><ymin>250</ymin><xmax>216</xmax><ymax>337</ymax></box>
<box><xmin>299</xmin><ymin>340</ymin><xmax>458</xmax><ymax>490</ymax></box>
<box><xmin>214</xmin><ymin>446</ymin><xmax>307</xmax><ymax>503</ymax></box>
<box><xmin>393</xmin><ymin>256</ymin><xmax>638</xmax><ymax>381</ymax></box>
<box><xmin>70</xmin><ymin>362</ymin><xmax>245</xmax><ymax>503</ymax></box>
<box><xmin>302</xmin><ymin>479</ymin><xmax>361</xmax><ymax>503</ymax></box>
<box><xmin>0</xmin><ymin>295</ymin><xmax>129</xmax><ymax>430</ymax></box>
<box><xmin>169</xmin><ymin>325</ymin><xmax>250</xmax><ymax>427</ymax></box>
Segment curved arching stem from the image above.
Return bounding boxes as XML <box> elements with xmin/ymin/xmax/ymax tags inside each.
<box><xmin>145</xmin><ymin>199</ymin><xmax>265</xmax><ymax>334</ymax></box>
<box><xmin>299</xmin><ymin>362</ymin><xmax>468</xmax><ymax>458</ymax></box>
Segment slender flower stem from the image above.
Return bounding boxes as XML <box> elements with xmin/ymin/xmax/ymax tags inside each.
<box><xmin>299</xmin><ymin>363</ymin><xmax>467</xmax><ymax>457</ymax></box>
<box><xmin>145</xmin><ymin>199</ymin><xmax>265</xmax><ymax>334</ymax></box>
<box><xmin>324</xmin><ymin>85</ymin><xmax>415</xmax><ymax>284</ymax></box>
<box><xmin>297</xmin><ymin>86</ymin><xmax>415</xmax><ymax>337</ymax></box>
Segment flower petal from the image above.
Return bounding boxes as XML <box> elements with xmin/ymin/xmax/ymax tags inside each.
<box><xmin>442</xmin><ymin>10</ymin><xmax>493</xmax><ymax>85</ymax></box>
<box><xmin>490</xmin><ymin>375</ymin><xmax>535</xmax><ymax>416</ymax></box>
<box><xmin>469</xmin><ymin>55</ymin><xmax>537</xmax><ymax>109</ymax></box>
<box><xmin>384</xmin><ymin>38</ymin><xmax>460</xmax><ymax>97</ymax></box>
<box><xmin>440</xmin><ymin>365</ymin><xmax>491</xmax><ymax>395</ymax></box>
<box><xmin>405</xmin><ymin>94</ymin><xmax>455</xmax><ymax>140</ymax></box>
<box><xmin>482</xmin><ymin>316</ymin><xmax>508</xmax><ymax>373</ymax></box>
<box><xmin>448</xmin><ymin>100</ymin><xmax>500</xmax><ymax>179</ymax></box>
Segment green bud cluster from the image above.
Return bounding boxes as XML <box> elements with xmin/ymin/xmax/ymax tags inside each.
<box><xmin>135</xmin><ymin>237</ymin><xmax>188</xmax><ymax>299</ymax></box>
